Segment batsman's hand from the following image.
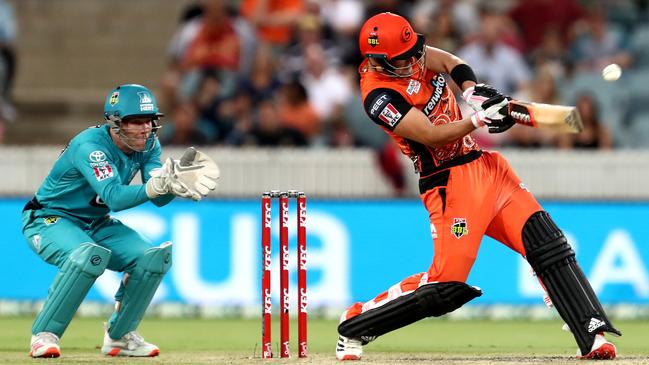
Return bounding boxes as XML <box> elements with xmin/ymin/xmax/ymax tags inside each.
<box><xmin>146</xmin><ymin>147</ymin><xmax>220</xmax><ymax>201</ymax></box>
<box><xmin>462</xmin><ymin>83</ymin><xmax>502</xmax><ymax>112</ymax></box>
<box><xmin>470</xmin><ymin>94</ymin><xmax>515</xmax><ymax>134</ymax></box>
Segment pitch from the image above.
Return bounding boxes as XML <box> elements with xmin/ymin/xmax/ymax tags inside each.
<box><xmin>0</xmin><ymin>317</ymin><xmax>647</xmax><ymax>364</ymax></box>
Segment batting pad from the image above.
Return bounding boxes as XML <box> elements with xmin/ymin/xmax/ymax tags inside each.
<box><xmin>32</xmin><ymin>243</ymin><xmax>111</xmax><ymax>337</ymax></box>
<box><xmin>338</xmin><ymin>281</ymin><xmax>482</xmax><ymax>339</ymax></box>
<box><xmin>523</xmin><ymin>211</ymin><xmax>621</xmax><ymax>355</ymax></box>
<box><xmin>108</xmin><ymin>242</ymin><xmax>172</xmax><ymax>339</ymax></box>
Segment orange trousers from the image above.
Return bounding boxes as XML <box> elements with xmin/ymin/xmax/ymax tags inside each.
<box><xmin>342</xmin><ymin>151</ymin><xmax>543</xmax><ymax>321</ymax></box>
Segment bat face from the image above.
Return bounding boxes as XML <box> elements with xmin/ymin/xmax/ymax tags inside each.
<box><xmin>508</xmin><ymin>100</ymin><xmax>584</xmax><ymax>133</ymax></box>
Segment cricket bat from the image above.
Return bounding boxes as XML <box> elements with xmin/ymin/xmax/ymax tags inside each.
<box><xmin>508</xmin><ymin>100</ymin><xmax>583</xmax><ymax>133</ymax></box>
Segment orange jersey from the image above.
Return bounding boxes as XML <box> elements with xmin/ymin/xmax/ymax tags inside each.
<box><xmin>360</xmin><ymin>60</ymin><xmax>479</xmax><ymax>175</ymax></box>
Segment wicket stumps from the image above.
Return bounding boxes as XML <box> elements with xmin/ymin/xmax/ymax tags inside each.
<box><xmin>261</xmin><ymin>190</ymin><xmax>307</xmax><ymax>358</ymax></box>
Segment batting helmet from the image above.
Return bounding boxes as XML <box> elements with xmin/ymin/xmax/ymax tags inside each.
<box><xmin>358</xmin><ymin>12</ymin><xmax>426</xmax><ymax>77</ymax></box>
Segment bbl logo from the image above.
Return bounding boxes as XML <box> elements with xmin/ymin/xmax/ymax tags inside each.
<box><xmin>368</xmin><ymin>31</ymin><xmax>379</xmax><ymax>47</ymax></box>
<box><xmin>109</xmin><ymin>91</ymin><xmax>119</xmax><ymax>106</ymax></box>
<box><xmin>451</xmin><ymin>218</ymin><xmax>468</xmax><ymax>239</ymax></box>
<box><xmin>43</xmin><ymin>216</ymin><xmax>59</xmax><ymax>226</ymax></box>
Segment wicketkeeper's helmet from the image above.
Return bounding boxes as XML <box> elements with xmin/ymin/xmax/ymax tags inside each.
<box><xmin>103</xmin><ymin>84</ymin><xmax>163</xmax><ymax>152</ymax></box>
<box><xmin>103</xmin><ymin>84</ymin><xmax>163</xmax><ymax>128</ymax></box>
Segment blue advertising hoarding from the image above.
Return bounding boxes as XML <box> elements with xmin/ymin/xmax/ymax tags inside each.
<box><xmin>2</xmin><ymin>199</ymin><xmax>648</xmax><ymax>307</ymax></box>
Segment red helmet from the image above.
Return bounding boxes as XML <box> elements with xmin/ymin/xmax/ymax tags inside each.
<box><xmin>358</xmin><ymin>12</ymin><xmax>426</xmax><ymax>77</ymax></box>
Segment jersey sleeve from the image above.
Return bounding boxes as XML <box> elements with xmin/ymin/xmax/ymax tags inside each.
<box><xmin>71</xmin><ymin>142</ymin><xmax>149</xmax><ymax>212</ymax></box>
<box><xmin>363</xmin><ymin>88</ymin><xmax>412</xmax><ymax>131</ymax></box>
<box><xmin>143</xmin><ymin>139</ymin><xmax>175</xmax><ymax>207</ymax></box>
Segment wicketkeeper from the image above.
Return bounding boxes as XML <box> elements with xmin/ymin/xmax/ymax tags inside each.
<box><xmin>21</xmin><ymin>84</ymin><xmax>220</xmax><ymax>358</ymax></box>
<box><xmin>336</xmin><ymin>13</ymin><xmax>620</xmax><ymax>361</ymax></box>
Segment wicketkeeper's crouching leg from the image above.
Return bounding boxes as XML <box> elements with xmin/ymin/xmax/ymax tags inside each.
<box><xmin>336</xmin><ymin>272</ymin><xmax>482</xmax><ymax>360</ymax></box>
<box><xmin>102</xmin><ymin>242</ymin><xmax>173</xmax><ymax>357</ymax></box>
<box><xmin>523</xmin><ymin>211</ymin><xmax>621</xmax><ymax>359</ymax></box>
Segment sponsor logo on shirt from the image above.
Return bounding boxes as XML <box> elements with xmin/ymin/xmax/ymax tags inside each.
<box><xmin>89</xmin><ymin>150</ymin><xmax>106</xmax><ymax>162</ymax></box>
<box><xmin>370</xmin><ymin>94</ymin><xmax>389</xmax><ymax>116</ymax></box>
<box><xmin>406</xmin><ymin>79</ymin><xmax>421</xmax><ymax>95</ymax></box>
<box><xmin>93</xmin><ymin>164</ymin><xmax>114</xmax><ymax>181</ymax></box>
<box><xmin>89</xmin><ymin>150</ymin><xmax>109</xmax><ymax>168</ymax></box>
<box><xmin>451</xmin><ymin>218</ymin><xmax>468</xmax><ymax>239</ymax></box>
<box><xmin>423</xmin><ymin>74</ymin><xmax>446</xmax><ymax>116</ymax></box>
<box><xmin>378</xmin><ymin>103</ymin><xmax>402</xmax><ymax>127</ymax></box>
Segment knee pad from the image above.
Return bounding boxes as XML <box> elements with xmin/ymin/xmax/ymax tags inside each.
<box><xmin>108</xmin><ymin>242</ymin><xmax>172</xmax><ymax>339</ymax></box>
<box><xmin>523</xmin><ymin>211</ymin><xmax>621</xmax><ymax>355</ymax></box>
<box><xmin>33</xmin><ymin>243</ymin><xmax>111</xmax><ymax>337</ymax></box>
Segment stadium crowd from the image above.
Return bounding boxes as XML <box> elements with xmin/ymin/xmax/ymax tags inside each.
<box><xmin>158</xmin><ymin>0</ymin><xmax>649</xmax><ymax>153</ymax></box>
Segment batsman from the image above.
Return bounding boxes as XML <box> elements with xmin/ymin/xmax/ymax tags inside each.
<box><xmin>336</xmin><ymin>13</ymin><xmax>620</xmax><ymax>360</ymax></box>
<box><xmin>21</xmin><ymin>84</ymin><xmax>220</xmax><ymax>358</ymax></box>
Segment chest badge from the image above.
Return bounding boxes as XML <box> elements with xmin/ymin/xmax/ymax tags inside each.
<box><xmin>406</xmin><ymin>79</ymin><xmax>421</xmax><ymax>95</ymax></box>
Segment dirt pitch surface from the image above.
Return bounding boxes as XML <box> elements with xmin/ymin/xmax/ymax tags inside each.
<box><xmin>0</xmin><ymin>352</ymin><xmax>647</xmax><ymax>365</ymax></box>
<box><xmin>1</xmin><ymin>317</ymin><xmax>646</xmax><ymax>365</ymax></box>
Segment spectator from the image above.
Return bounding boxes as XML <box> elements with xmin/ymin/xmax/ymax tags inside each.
<box><xmin>159</xmin><ymin>102</ymin><xmax>210</xmax><ymax>146</ymax></box>
<box><xmin>164</xmin><ymin>0</ymin><xmax>241</xmax><ymax>109</ymax></box>
<box><xmin>506</xmin><ymin>68</ymin><xmax>561</xmax><ymax>148</ymax></box>
<box><xmin>247</xmin><ymin>98</ymin><xmax>307</xmax><ymax>146</ymax></box>
<box><xmin>281</xmin><ymin>12</ymin><xmax>342</xmax><ymax>79</ymax></box>
<box><xmin>508</xmin><ymin>0</ymin><xmax>585</xmax><ymax>54</ymax></box>
<box><xmin>300</xmin><ymin>43</ymin><xmax>352</xmax><ymax>123</ymax></box>
<box><xmin>240</xmin><ymin>0</ymin><xmax>306</xmax><ymax>54</ymax></box>
<box><xmin>276</xmin><ymin>79</ymin><xmax>320</xmax><ymax>142</ymax></box>
<box><xmin>411</xmin><ymin>0</ymin><xmax>479</xmax><ymax>42</ymax></box>
<box><xmin>570</xmin><ymin>5</ymin><xmax>632</xmax><ymax>73</ymax></box>
<box><xmin>457</xmin><ymin>8</ymin><xmax>531</xmax><ymax>95</ymax></box>
<box><xmin>240</xmin><ymin>44</ymin><xmax>283</xmax><ymax>104</ymax></box>
<box><xmin>557</xmin><ymin>93</ymin><xmax>613</xmax><ymax>149</ymax></box>
<box><xmin>0</xmin><ymin>0</ymin><xmax>16</xmax><ymax>143</ymax></box>
<box><xmin>423</xmin><ymin>8</ymin><xmax>463</xmax><ymax>53</ymax></box>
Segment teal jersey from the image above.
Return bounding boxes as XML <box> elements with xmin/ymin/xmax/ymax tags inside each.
<box><xmin>34</xmin><ymin>124</ymin><xmax>172</xmax><ymax>224</ymax></box>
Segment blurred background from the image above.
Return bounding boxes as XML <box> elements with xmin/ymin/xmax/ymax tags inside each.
<box><xmin>0</xmin><ymin>0</ymin><xmax>648</xmax><ymax>320</ymax></box>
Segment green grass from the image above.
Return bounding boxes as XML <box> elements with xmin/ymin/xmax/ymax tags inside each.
<box><xmin>0</xmin><ymin>317</ymin><xmax>647</xmax><ymax>364</ymax></box>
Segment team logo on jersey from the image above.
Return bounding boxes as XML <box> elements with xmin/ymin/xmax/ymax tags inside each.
<box><xmin>378</xmin><ymin>103</ymin><xmax>402</xmax><ymax>127</ymax></box>
<box><xmin>93</xmin><ymin>164</ymin><xmax>114</xmax><ymax>181</ymax></box>
<box><xmin>401</xmin><ymin>26</ymin><xmax>412</xmax><ymax>42</ymax></box>
<box><xmin>406</xmin><ymin>79</ymin><xmax>421</xmax><ymax>95</ymax></box>
<box><xmin>109</xmin><ymin>91</ymin><xmax>119</xmax><ymax>106</ymax></box>
<box><xmin>451</xmin><ymin>218</ymin><xmax>468</xmax><ymax>239</ymax></box>
<box><xmin>138</xmin><ymin>91</ymin><xmax>154</xmax><ymax>111</ymax></box>
<box><xmin>43</xmin><ymin>216</ymin><xmax>59</xmax><ymax>226</ymax></box>
<box><xmin>367</xmin><ymin>31</ymin><xmax>379</xmax><ymax>47</ymax></box>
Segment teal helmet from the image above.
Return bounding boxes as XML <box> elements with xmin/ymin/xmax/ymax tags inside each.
<box><xmin>103</xmin><ymin>84</ymin><xmax>163</xmax><ymax>152</ymax></box>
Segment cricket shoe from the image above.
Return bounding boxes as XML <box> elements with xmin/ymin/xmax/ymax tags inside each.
<box><xmin>578</xmin><ymin>333</ymin><xmax>617</xmax><ymax>360</ymax></box>
<box><xmin>29</xmin><ymin>332</ymin><xmax>61</xmax><ymax>358</ymax></box>
<box><xmin>337</xmin><ymin>335</ymin><xmax>375</xmax><ymax>361</ymax></box>
<box><xmin>102</xmin><ymin>330</ymin><xmax>160</xmax><ymax>357</ymax></box>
